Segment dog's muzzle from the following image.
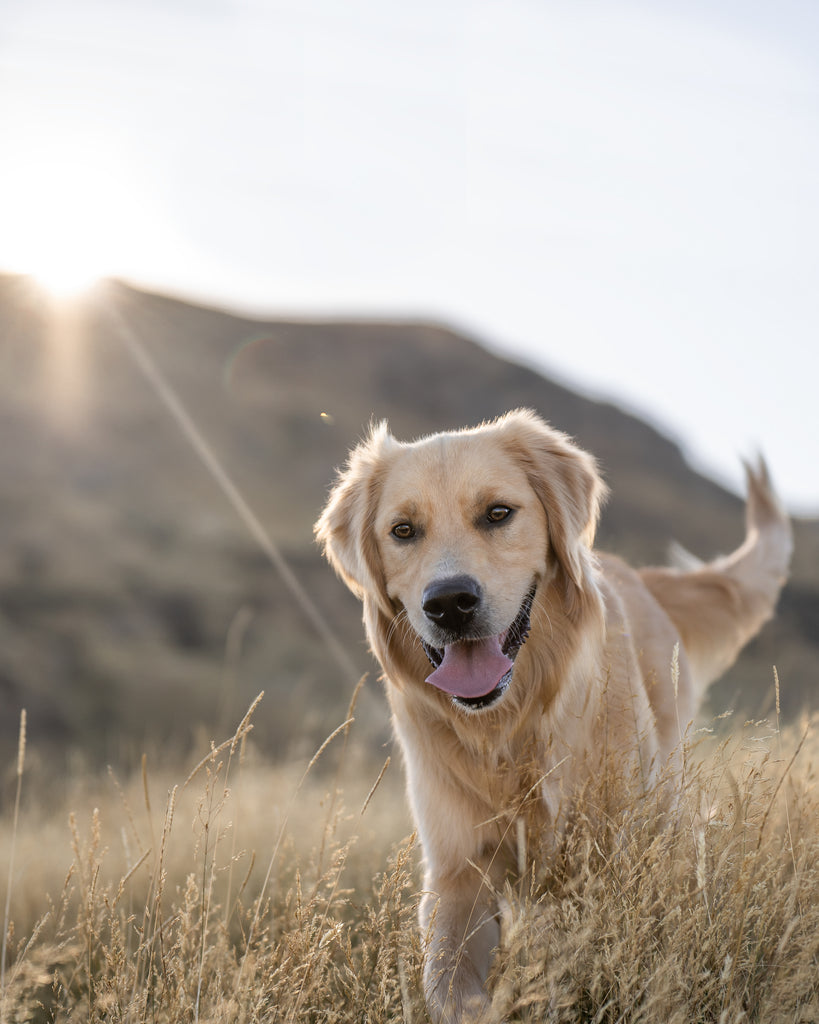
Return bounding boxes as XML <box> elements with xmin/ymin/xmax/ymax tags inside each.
<box><xmin>421</xmin><ymin>584</ymin><xmax>536</xmax><ymax>711</ymax></box>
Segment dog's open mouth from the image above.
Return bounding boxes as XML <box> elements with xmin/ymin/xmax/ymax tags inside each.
<box><xmin>421</xmin><ymin>585</ymin><xmax>536</xmax><ymax>710</ymax></box>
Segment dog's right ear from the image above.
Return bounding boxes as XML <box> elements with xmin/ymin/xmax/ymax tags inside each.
<box><xmin>315</xmin><ymin>422</ymin><xmax>395</xmax><ymax>617</ymax></box>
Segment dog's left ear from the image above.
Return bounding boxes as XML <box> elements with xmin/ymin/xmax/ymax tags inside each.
<box><xmin>499</xmin><ymin>409</ymin><xmax>607</xmax><ymax>593</ymax></box>
<box><xmin>315</xmin><ymin>422</ymin><xmax>395</xmax><ymax>618</ymax></box>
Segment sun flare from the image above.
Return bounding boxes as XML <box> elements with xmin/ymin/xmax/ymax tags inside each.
<box><xmin>0</xmin><ymin>134</ymin><xmax>150</xmax><ymax>300</ymax></box>
<box><xmin>31</xmin><ymin>261</ymin><xmax>104</xmax><ymax>302</ymax></box>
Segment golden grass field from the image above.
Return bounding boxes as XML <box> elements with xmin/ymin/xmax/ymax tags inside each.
<box><xmin>2</xmin><ymin>281</ymin><xmax>818</xmax><ymax>1022</ymax></box>
<box><xmin>2</xmin><ymin>680</ymin><xmax>819</xmax><ymax>1024</ymax></box>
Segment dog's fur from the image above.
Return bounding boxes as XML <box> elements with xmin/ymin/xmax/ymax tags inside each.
<box><xmin>315</xmin><ymin>410</ymin><xmax>791</xmax><ymax>1023</ymax></box>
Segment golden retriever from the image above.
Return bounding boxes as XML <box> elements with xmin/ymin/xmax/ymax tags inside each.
<box><xmin>315</xmin><ymin>409</ymin><xmax>791</xmax><ymax>1023</ymax></box>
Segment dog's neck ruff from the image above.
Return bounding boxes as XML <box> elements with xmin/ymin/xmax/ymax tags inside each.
<box><xmin>422</xmin><ymin>585</ymin><xmax>536</xmax><ymax>709</ymax></box>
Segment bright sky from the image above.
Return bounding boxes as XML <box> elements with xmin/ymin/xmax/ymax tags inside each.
<box><xmin>2</xmin><ymin>0</ymin><xmax>818</xmax><ymax>514</ymax></box>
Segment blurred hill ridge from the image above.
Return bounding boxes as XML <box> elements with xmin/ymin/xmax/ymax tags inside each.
<box><xmin>1</xmin><ymin>274</ymin><xmax>816</xmax><ymax>771</ymax></box>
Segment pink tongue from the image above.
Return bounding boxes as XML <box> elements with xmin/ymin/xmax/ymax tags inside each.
<box><xmin>425</xmin><ymin>636</ymin><xmax>513</xmax><ymax>699</ymax></box>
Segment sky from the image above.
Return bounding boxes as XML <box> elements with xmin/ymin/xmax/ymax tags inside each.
<box><xmin>2</xmin><ymin>0</ymin><xmax>818</xmax><ymax>514</ymax></box>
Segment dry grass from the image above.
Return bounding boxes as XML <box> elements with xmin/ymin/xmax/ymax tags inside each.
<box><xmin>490</xmin><ymin>715</ymin><xmax>819</xmax><ymax>1023</ymax></box>
<box><xmin>1</xmin><ymin>692</ymin><xmax>819</xmax><ymax>1024</ymax></box>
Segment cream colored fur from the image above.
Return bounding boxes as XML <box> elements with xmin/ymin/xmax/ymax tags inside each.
<box><xmin>315</xmin><ymin>410</ymin><xmax>791</xmax><ymax>1024</ymax></box>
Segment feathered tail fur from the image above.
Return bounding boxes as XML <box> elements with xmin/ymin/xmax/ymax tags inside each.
<box><xmin>639</xmin><ymin>459</ymin><xmax>792</xmax><ymax>692</ymax></box>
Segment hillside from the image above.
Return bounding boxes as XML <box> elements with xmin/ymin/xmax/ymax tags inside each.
<box><xmin>1</xmin><ymin>274</ymin><xmax>816</xmax><ymax>770</ymax></box>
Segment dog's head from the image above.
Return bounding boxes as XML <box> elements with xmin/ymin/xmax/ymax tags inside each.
<box><xmin>316</xmin><ymin>410</ymin><xmax>606</xmax><ymax>712</ymax></box>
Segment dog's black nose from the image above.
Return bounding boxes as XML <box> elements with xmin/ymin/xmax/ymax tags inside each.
<box><xmin>422</xmin><ymin>576</ymin><xmax>482</xmax><ymax>633</ymax></box>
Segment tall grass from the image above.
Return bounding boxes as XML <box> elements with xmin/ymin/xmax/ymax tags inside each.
<box><xmin>491</xmin><ymin>716</ymin><xmax>819</xmax><ymax>1022</ymax></box>
<box><xmin>1</xmin><ymin>710</ymin><xmax>26</xmax><ymax>999</ymax></box>
<box><xmin>1</xmin><ymin>693</ymin><xmax>818</xmax><ymax>1023</ymax></box>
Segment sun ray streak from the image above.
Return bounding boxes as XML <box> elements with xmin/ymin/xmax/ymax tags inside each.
<box><xmin>100</xmin><ymin>296</ymin><xmax>361</xmax><ymax>687</ymax></box>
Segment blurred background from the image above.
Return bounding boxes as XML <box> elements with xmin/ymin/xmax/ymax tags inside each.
<box><xmin>1</xmin><ymin>1</ymin><xmax>817</xmax><ymax>776</ymax></box>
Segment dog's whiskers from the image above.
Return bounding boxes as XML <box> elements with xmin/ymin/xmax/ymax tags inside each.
<box><xmin>530</xmin><ymin>594</ymin><xmax>554</xmax><ymax>640</ymax></box>
<box><xmin>386</xmin><ymin>608</ymin><xmax>415</xmax><ymax>650</ymax></box>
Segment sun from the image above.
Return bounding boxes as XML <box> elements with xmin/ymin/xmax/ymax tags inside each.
<box><xmin>31</xmin><ymin>257</ymin><xmax>105</xmax><ymax>302</ymax></box>
<box><xmin>0</xmin><ymin>134</ymin><xmax>145</xmax><ymax>300</ymax></box>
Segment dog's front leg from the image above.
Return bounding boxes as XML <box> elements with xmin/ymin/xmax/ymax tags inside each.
<box><xmin>420</xmin><ymin>867</ymin><xmax>500</xmax><ymax>1024</ymax></box>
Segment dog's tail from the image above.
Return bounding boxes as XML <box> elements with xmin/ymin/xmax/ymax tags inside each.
<box><xmin>639</xmin><ymin>459</ymin><xmax>792</xmax><ymax>692</ymax></box>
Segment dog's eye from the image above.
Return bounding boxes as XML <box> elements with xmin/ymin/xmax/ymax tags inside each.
<box><xmin>391</xmin><ymin>522</ymin><xmax>416</xmax><ymax>540</ymax></box>
<box><xmin>486</xmin><ymin>505</ymin><xmax>513</xmax><ymax>524</ymax></box>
